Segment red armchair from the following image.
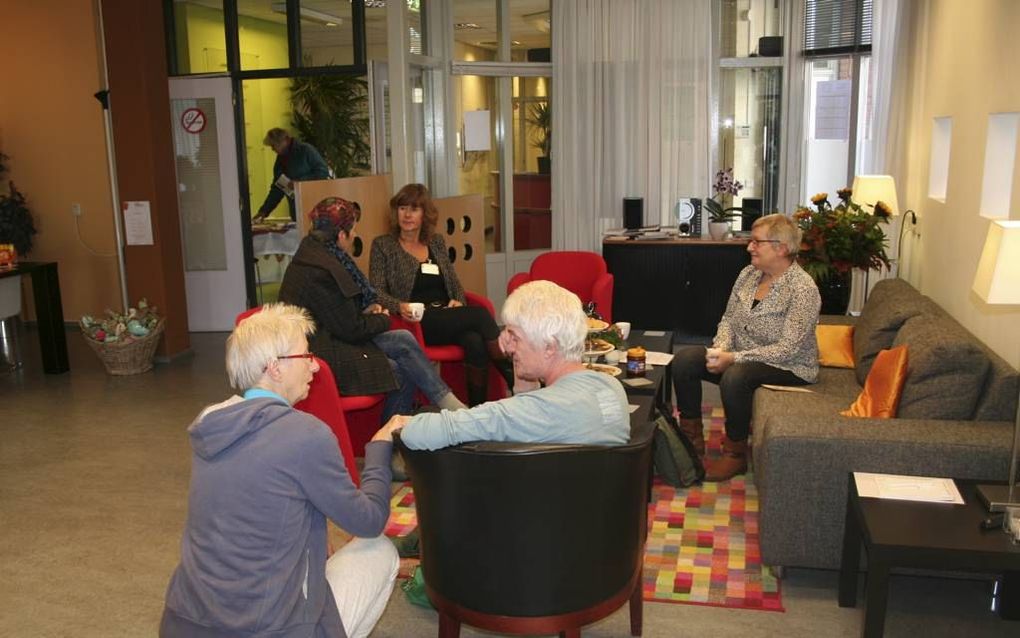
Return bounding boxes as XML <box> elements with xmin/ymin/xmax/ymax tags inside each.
<box><xmin>234</xmin><ymin>308</ymin><xmax>366</xmax><ymax>478</ymax></box>
<box><xmin>506</xmin><ymin>251</ymin><xmax>614</xmax><ymax>322</ymax></box>
<box><xmin>389</xmin><ymin>291</ymin><xmax>508</xmax><ymax>404</ymax></box>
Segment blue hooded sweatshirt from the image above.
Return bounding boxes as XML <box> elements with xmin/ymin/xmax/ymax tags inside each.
<box><xmin>160</xmin><ymin>396</ymin><xmax>392</xmax><ymax>637</ymax></box>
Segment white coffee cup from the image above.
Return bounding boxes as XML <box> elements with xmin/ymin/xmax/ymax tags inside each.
<box><xmin>604</xmin><ymin>350</ymin><xmax>621</xmax><ymax>364</ymax></box>
<box><xmin>408</xmin><ymin>302</ymin><xmax>425</xmax><ymax>321</ymax></box>
<box><xmin>614</xmin><ymin>321</ymin><xmax>631</xmax><ymax>340</ymax></box>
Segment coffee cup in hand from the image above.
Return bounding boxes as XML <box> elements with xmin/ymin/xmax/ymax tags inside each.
<box><xmin>408</xmin><ymin>302</ymin><xmax>425</xmax><ymax>321</ymax></box>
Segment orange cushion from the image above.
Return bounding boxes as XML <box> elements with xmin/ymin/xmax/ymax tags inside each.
<box><xmin>817</xmin><ymin>324</ymin><xmax>855</xmax><ymax>368</ymax></box>
<box><xmin>841</xmin><ymin>345</ymin><xmax>909</xmax><ymax>418</ymax></box>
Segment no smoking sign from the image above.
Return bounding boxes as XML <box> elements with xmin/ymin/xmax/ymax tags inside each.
<box><xmin>181</xmin><ymin>107</ymin><xmax>207</xmax><ymax>134</ymax></box>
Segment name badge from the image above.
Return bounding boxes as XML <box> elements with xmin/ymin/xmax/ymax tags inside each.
<box><xmin>421</xmin><ymin>262</ymin><xmax>440</xmax><ymax>276</ymax></box>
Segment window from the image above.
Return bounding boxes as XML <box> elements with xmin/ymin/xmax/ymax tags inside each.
<box><xmin>800</xmin><ymin>0</ymin><xmax>873</xmax><ymax>200</ymax></box>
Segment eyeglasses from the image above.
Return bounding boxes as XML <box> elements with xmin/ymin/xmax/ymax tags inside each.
<box><xmin>748</xmin><ymin>238</ymin><xmax>781</xmax><ymax>247</ymax></box>
<box><xmin>277</xmin><ymin>353</ymin><xmax>316</xmax><ymax>362</ymax></box>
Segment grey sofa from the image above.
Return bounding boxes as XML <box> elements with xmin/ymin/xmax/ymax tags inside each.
<box><xmin>751</xmin><ymin>278</ymin><xmax>1019</xmax><ymax>570</ymax></box>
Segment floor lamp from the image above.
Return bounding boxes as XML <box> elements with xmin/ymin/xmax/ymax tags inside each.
<box><xmin>972</xmin><ymin>220</ymin><xmax>1020</xmax><ymax>538</ymax></box>
<box><xmin>851</xmin><ymin>175</ymin><xmax>900</xmax><ymax>302</ymax></box>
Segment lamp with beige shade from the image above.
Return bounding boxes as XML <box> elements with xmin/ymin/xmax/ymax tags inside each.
<box><xmin>972</xmin><ymin>220</ymin><xmax>1020</xmax><ymax>537</ymax></box>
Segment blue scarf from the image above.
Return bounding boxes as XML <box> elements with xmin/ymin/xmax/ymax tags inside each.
<box><xmin>324</xmin><ymin>239</ymin><xmax>377</xmax><ymax>310</ymax></box>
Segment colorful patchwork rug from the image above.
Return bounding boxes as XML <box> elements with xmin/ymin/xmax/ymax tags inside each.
<box><xmin>383</xmin><ymin>404</ymin><xmax>782</xmax><ymax>612</ymax></box>
<box><xmin>643</xmin><ymin>405</ymin><xmax>782</xmax><ymax>611</ymax></box>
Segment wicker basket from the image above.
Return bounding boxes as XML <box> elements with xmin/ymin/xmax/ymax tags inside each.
<box><xmin>82</xmin><ymin>319</ymin><xmax>165</xmax><ymax>375</ymax></box>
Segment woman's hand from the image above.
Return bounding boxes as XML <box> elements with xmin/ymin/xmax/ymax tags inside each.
<box><xmin>447</xmin><ymin>299</ymin><xmax>464</xmax><ymax>308</ymax></box>
<box><xmin>372</xmin><ymin>415</ymin><xmax>410</xmax><ymax>442</ymax></box>
<box><xmin>705</xmin><ymin>349</ymin><xmax>735</xmax><ymax>374</ymax></box>
<box><xmin>398</xmin><ymin>302</ymin><xmax>416</xmax><ymax>320</ymax></box>
<box><xmin>363</xmin><ymin>303</ymin><xmax>389</xmax><ymax>316</ymax></box>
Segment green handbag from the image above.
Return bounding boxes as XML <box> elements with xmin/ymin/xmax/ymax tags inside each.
<box><xmin>401</xmin><ymin>564</ymin><xmax>434</xmax><ymax>610</ymax></box>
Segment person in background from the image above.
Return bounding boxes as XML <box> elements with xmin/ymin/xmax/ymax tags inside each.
<box><xmin>670</xmin><ymin>213</ymin><xmax>820</xmax><ymax>482</ymax></box>
<box><xmin>253</xmin><ymin>128</ymin><xmax>329</xmax><ymax>223</ymax></box>
<box><xmin>380</xmin><ymin>280</ymin><xmax>630</xmax><ymax>449</ymax></box>
<box><xmin>279</xmin><ymin>197</ymin><xmax>466</xmax><ymax>420</ymax></box>
<box><xmin>159</xmin><ymin>303</ymin><xmax>397</xmax><ymax>638</ymax></box>
<box><xmin>369</xmin><ymin>183</ymin><xmax>515</xmax><ymax>406</ymax></box>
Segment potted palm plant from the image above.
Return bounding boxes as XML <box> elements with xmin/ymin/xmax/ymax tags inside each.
<box><xmin>289</xmin><ymin>70</ymin><xmax>371</xmax><ymax>177</ymax></box>
<box><xmin>0</xmin><ymin>152</ymin><xmax>38</xmax><ymax>325</ymax></box>
<box><xmin>526</xmin><ymin>101</ymin><xmax>551</xmax><ymax>174</ymax></box>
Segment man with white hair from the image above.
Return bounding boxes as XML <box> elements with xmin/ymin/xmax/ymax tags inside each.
<box><xmin>160</xmin><ymin>303</ymin><xmax>398</xmax><ymax>638</ymax></box>
<box><xmin>381</xmin><ymin>280</ymin><xmax>631</xmax><ymax>449</ymax></box>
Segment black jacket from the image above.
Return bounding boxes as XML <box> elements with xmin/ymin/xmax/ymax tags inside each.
<box><xmin>279</xmin><ymin>236</ymin><xmax>397</xmax><ymax>396</ymax></box>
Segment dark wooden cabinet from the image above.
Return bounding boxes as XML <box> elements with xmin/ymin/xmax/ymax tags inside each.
<box><xmin>602</xmin><ymin>238</ymin><xmax>751</xmax><ymax>338</ymax></box>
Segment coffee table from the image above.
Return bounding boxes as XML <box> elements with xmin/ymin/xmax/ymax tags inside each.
<box><xmin>838</xmin><ymin>475</ymin><xmax>1020</xmax><ymax>637</ymax></box>
<box><xmin>614</xmin><ymin>329</ymin><xmax>674</xmax><ymax>406</ymax></box>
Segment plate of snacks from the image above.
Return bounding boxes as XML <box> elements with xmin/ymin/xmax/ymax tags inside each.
<box><xmin>586</xmin><ymin>317</ymin><xmax>610</xmax><ymax>332</ymax></box>
<box><xmin>584</xmin><ymin>336</ymin><xmax>615</xmax><ymax>356</ymax></box>
<box><xmin>584</xmin><ymin>362</ymin><xmax>622</xmax><ymax>377</ymax></box>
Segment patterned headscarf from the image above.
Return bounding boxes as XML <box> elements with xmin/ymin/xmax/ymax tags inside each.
<box><xmin>309</xmin><ymin>197</ymin><xmax>361</xmax><ymax>235</ymax></box>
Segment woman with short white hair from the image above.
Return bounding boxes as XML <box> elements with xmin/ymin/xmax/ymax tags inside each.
<box><xmin>161</xmin><ymin>303</ymin><xmax>398</xmax><ymax>638</ymax></box>
<box><xmin>382</xmin><ymin>280</ymin><xmax>631</xmax><ymax>450</ymax></box>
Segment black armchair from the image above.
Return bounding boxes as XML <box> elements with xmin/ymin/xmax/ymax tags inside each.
<box><xmin>395</xmin><ymin>421</ymin><xmax>655</xmax><ymax>637</ymax></box>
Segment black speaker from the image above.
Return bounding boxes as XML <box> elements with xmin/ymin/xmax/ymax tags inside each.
<box><xmin>758</xmin><ymin>36</ymin><xmax>783</xmax><ymax>57</ymax></box>
<box><xmin>623</xmin><ymin>198</ymin><xmax>643</xmax><ymax>230</ymax></box>
<box><xmin>526</xmin><ymin>48</ymin><xmax>551</xmax><ymax>62</ymax></box>
<box><xmin>741</xmin><ymin>197</ymin><xmax>763</xmax><ymax>230</ymax></box>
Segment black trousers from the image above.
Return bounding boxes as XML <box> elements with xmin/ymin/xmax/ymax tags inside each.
<box><xmin>670</xmin><ymin>345</ymin><xmax>809</xmax><ymax>442</ymax></box>
<box><xmin>420</xmin><ymin>305</ymin><xmax>500</xmax><ymax>369</ymax></box>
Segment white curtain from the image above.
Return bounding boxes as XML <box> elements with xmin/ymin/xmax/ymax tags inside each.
<box><xmin>552</xmin><ymin>0</ymin><xmax>712</xmax><ymax>251</ymax></box>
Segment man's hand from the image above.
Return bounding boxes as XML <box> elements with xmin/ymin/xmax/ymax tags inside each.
<box><xmin>372</xmin><ymin>415</ymin><xmax>410</xmax><ymax>442</ymax></box>
<box><xmin>705</xmin><ymin>349</ymin><xmax>735</xmax><ymax>374</ymax></box>
<box><xmin>447</xmin><ymin>299</ymin><xmax>464</xmax><ymax>308</ymax></box>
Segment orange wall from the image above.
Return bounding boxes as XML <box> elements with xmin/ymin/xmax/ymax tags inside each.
<box><xmin>0</xmin><ymin>1</ymin><xmax>121</xmax><ymax>321</ymax></box>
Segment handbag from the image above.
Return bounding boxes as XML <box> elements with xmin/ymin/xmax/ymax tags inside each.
<box><xmin>651</xmin><ymin>403</ymin><xmax>705</xmax><ymax>487</ymax></box>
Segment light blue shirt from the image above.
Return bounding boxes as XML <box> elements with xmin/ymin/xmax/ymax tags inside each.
<box><xmin>400</xmin><ymin>369</ymin><xmax>630</xmax><ymax>450</ymax></box>
<box><xmin>243</xmin><ymin>388</ymin><xmax>289</xmax><ymax>405</ymax></box>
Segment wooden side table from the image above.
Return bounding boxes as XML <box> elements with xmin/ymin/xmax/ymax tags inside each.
<box><xmin>838</xmin><ymin>475</ymin><xmax>1020</xmax><ymax>637</ymax></box>
<box><xmin>0</xmin><ymin>262</ymin><xmax>68</xmax><ymax>374</ymax></box>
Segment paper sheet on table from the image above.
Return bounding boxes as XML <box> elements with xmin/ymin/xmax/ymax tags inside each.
<box><xmin>622</xmin><ymin>377</ymin><xmax>655</xmax><ymax>388</ymax></box>
<box><xmin>760</xmin><ymin>384</ymin><xmax>814</xmax><ymax>393</ymax></box>
<box><xmin>642</xmin><ymin>330</ymin><xmax>666</xmax><ymax>337</ymax></box>
<box><xmin>853</xmin><ymin>472</ymin><xmax>964</xmax><ymax>504</ymax></box>
<box><xmin>644</xmin><ymin>351</ymin><xmax>674</xmax><ymax>366</ymax></box>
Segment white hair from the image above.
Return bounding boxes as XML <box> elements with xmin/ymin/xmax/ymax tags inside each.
<box><xmin>501</xmin><ymin>281</ymin><xmax>587</xmax><ymax>361</ymax></box>
<box><xmin>226</xmin><ymin>303</ymin><xmax>315</xmax><ymax>391</ymax></box>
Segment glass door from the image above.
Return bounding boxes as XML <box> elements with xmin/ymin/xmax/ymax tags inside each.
<box><xmin>168</xmin><ymin>76</ymin><xmax>247</xmax><ymax>331</ymax></box>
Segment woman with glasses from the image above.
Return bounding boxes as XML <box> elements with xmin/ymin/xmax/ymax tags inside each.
<box><xmin>160</xmin><ymin>303</ymin><xmax>398</xmax><ymax>638</ymax></box>
<box><xmin>671</xmin><ymin>213</ymin><xmax>820</xmax><ymax>481</ymax></box>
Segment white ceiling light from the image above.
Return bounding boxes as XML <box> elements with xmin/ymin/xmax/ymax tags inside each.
<box><xmin>270</xmin><ymin>2</ymin><xmax>343</xmax><ymax>27</ymax></box>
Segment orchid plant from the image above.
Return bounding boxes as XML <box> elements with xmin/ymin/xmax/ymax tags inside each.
<box><xmin>704</xmin><ymin>168</ymin><xmax>744</xmax><ymax>223</ymax></box>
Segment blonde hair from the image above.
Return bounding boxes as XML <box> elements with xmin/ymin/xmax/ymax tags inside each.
<box><xmin>752</xmin><ymin>213</ymin><xmax>802</xmax><ymax>256</ymax></box>
<box><xmin>226</xmin><ymin>303</ymin><xmax>315</xmax><ymax>390</ymax></box>
<box><xmin>501</xmin><ymin>281</ymin><xmax>587</xmax><ymax>361</ymax></box>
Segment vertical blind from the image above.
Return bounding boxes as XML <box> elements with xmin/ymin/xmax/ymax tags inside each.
<box><xmin>804</xmin><ymin>0</ymin><xmax>873</xmax><ymax>55</ymax></box>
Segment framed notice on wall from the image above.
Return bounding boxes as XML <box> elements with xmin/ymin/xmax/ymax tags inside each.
<box><xmin>123</xmin><ymin>201</ymin><xmax>154</xmax><ymax>246</ymax></box>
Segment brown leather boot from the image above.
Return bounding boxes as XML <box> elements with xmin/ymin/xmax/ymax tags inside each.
<box><xmin>677</xmin><ymin>417</ymin><xmax>706</xmax><ymax>458</ymax></box>
<box><xmin>704</xmin><ymin>436</ymin><xmax>748</xmax><ymax>482</ymax></box>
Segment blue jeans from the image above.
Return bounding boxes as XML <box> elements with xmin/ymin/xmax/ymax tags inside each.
<box><xmin>373</xmin><ymin>330</ymin><xmax>451</xmax><ymax>421</ymax></box>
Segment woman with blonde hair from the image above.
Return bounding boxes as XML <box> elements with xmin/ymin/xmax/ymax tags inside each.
<box><xmin>370</xmin><ymin>183</ymin><xmax>514</xmax><ymax>405</ymax></box>
<box><xmin>670</xmin><ymin>213</ymin><xmax>820</xmax><ymax>481</ymax></box>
